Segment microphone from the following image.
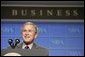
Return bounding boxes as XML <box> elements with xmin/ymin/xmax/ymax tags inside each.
<box><xmin>15</xmin><ymin>39</ymin><xmax>20</xmax><ymax>47</ymax></box>
<box><xmin>8</xmin><ymin>39</ymin><xmax>15</xmax><ymax>49</ymax></box>
<box><xmin>8</xmin><ymin>39</ymin><xmax>20</xmax><ymax>49</ymax></box>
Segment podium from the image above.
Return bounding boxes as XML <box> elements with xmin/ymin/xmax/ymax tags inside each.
<box><xmin>1</xmin><ymin>48</ymin><xmax>35</xmax><ymax>56</ymax></box>
<box><xmin>1</xmin><ymin>48</ymin><xmax>48</xmax><ymax>56</ymax></box>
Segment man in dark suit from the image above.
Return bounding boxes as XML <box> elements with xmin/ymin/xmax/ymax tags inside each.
<box><xmin>1</xmin><ymin>22</ymin><xmax>48</xmax><ymax>56</ymax></box>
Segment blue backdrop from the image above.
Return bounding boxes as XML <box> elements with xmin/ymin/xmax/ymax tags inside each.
<box><xmin>1</xmin><ymin>21</ymin><xmax>84</xmax><ymax>56</ymax></box>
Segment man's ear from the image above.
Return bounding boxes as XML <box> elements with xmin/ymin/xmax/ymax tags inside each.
<box><xmin>34</xmin><ymin>33</ymin><xmax>38</xmax><ymax>39</ymax></box>
<box><xmin>34</xmin><ymin>27</ymin><xmax>38</xmax><ymax>39</ymax></box>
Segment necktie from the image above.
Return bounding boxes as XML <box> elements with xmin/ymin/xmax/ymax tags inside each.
<box><xmin>25</xmin><ymin>45</ymin><xmax>29</xmax><ymax>49</ymax></box>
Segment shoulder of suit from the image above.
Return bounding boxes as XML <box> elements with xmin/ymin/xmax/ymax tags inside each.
<box><xmin>34</xmin><ymin>43</ymin><xmax>48</xmax><ymax>50</ymax></box>
<box><xmin>34</xmin><ymin>43</ymin><xmax>49</xmax><ymax>55</ymax></box>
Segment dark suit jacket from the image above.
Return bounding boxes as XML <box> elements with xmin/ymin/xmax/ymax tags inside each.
<box><xmin>1</xmin><ymin>43</ymin><xmax>48</xmax><ymax>56</ymax></box>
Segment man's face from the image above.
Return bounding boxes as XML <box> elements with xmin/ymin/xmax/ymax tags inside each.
<box><xmin>21</xmin><ymin>25</ymin><xmax>36</xmax><ymax>43</ymax></box>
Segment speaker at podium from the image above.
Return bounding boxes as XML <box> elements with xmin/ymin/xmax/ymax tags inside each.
<box><xmin>1</xmin><ymin>39</ymin><xmax>48</xmax><ymax>56</ymax></box>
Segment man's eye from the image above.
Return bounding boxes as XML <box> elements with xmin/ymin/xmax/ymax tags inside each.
<box><xmin>29</xmin><ymin>30</ymin><xmax>32</xmax><ymax>32</ymax></box>
<box><xmin>23</xmin><ymin>30</ymin><xmax>27</xmax><ymax>32</ymax></box>
<box><xmin>22</xmin><ymin>30</ymin><xmax>33</xmax><ymax>32</ymax></box>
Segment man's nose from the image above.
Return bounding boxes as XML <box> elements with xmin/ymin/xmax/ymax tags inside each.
<box><xmin>25</xmin><ymin>32</ymin><xmax>30</xmax><ymax>35</ymax></box>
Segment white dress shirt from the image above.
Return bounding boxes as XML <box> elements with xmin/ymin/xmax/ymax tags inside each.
<box><xmin>22</xmin><ymin>43</ymin><xmax>33</xmax><ymax>49</ymax></box>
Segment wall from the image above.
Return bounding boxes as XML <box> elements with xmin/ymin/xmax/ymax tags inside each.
<box><xmin>1</xmin><ymin>21</ymin><xmax>84</xmax><ymax>56</ymax></box>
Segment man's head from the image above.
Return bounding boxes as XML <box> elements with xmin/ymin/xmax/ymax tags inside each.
<box><xmin>21</xmin><ymin>22</ymin><xmax>38</xmax><ymax>44</ymax></box>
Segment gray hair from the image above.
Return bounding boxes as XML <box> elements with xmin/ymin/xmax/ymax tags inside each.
<box><xmin>21</xmin><ymin>22</ymin><xmax>38</xmax><ymax>34</ymax></box>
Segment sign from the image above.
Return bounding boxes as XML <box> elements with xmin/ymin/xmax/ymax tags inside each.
<box><xmin>1</xmin><ymin>7</ymin><xmax>84</xmax><ymax>19</ymax></box>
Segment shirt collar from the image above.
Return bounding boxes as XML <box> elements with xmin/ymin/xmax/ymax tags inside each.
<box><xmin>22</xmin><ymin>42</ymin><xmax>33</xmax><ymax>49</ymax></box>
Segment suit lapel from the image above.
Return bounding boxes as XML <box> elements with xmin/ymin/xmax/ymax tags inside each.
<box><xmin>16</xmin><ymin>43</ymin><xmax>23</xmax><ymax>49</ymax></box>
<box><xmin>17</xmin><ymin>42</ymin><xmax>38</xmax><ymax>49</ymax></box>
